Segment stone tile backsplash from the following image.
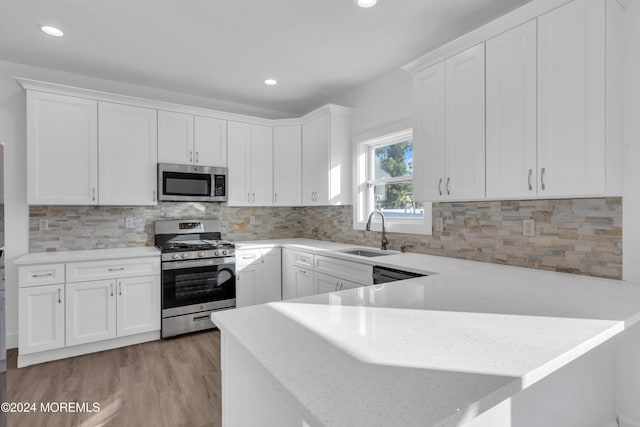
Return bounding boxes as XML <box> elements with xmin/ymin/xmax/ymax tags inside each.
<box><xmin>30</xmin><ymin>197</ymin><xmax>623</xmax><ymax>279</ymax></box>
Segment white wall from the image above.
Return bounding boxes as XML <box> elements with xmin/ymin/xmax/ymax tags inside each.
<box><xmin>618</xmin><ymin>1</ymin><xmax>640</xmax><ymax>424</ymax></box>
<box><xmin>331</xmin><ymin>66</ymin><xmax>413</xmax><ymax>141</ymax></box>
<box><xmin>0</xmin><ymin>59</ymin><xmax>292</xmax><ymax>349</ymax></box>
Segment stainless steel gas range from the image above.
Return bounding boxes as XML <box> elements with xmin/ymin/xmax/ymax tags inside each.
<box><xmin>155</xmin><ymin>219</ymin><xmax>236</xmax><ymax>338</ymax></box>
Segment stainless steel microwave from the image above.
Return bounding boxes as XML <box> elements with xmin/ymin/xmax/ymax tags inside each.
<box><xmin>158</xmin><ymin>163</ymin><xmax>228</xmax><ymax>202</ymax></box>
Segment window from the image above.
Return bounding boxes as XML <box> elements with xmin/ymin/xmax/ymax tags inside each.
<box><xmin>354</xmin><ymin>129</ymin><xmax>432</xmax><ymax>235</ymax></box>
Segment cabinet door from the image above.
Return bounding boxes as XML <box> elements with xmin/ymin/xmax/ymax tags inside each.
<box><xmin>19</xmin><ymin>284</ymin><xmax>65</xmax><ymax>354</ymax></box>
<box><xmin>486</xmin><ymin>21</ymin><xmax>538</xmax><ymax>199</ymax></box>
<box><xmin>302</xmin><ymin>114</ymin><xmax>330</xmax><ymax>205</ymax></box>
<box><xmin>98</xmin><ymin>102</ymin><xmax>158</xmax><ymax>205</ymax></box>
<box><xmin>293</xmin><ymin>268</ymin><xmax>315</xmax><ymax>298</ymax></box>
<box><xmin>538</xmin><ymin>0</ymin><xmax>605</xmax><ymax>196</ymax></box>
<box><xmin>236</xmin><ymin>264</ymin><xmax>257</xmax><ymax>308</ymax></box>
<box><xmin>444</xmin><ymin>44</ymin><xmax>486</xmax><ymax>201</ymax></box>
<box><xmin>194</xmin><ymin>116</ymin><xmax>227</xmax><ymax>167</ymax></box>
<box><xmin>158</xmin><ymin>110</ymin><xmax>194</xmax><ymax>164</ymax></box>
<box><xmin>250</xmin><ymin>125</ymin><xmax>274</xmax><ymax>206</ymax></box>
<box><xmin>66</xmin><ymin>279</ymin><xmax>117</xmax><ymax>346</ymax></box>
<box><xmin>273</xmin><ymin>126</ymin><xmax>302</xmax><ymax>206</ymax></box>
<box><xmin>27</xmin><ymin>91</ymin><xmax>98</xmax><ymax>205</ymax></box>
<box><xmin>227</xmin><ymin>121</ymin><xmax>252</xmax><ymax>206</ymax></box>
<box><xmin>315</xmin><ymin>272</ymin><xmax>339</xmax><ymax>295</ymax></box>
<box><xmin>282</xmin><ymin>250</ymin><xmax>297</xmax><ymax>300</ymax></box>
<box><xmin>116</xmin><ymin>275</ymin><xmax>160</xmax><ymax>337</ymax></box>
<box><xmin>339</xmin><ymin>278</ymin><xmax>363</xmax><ymax>290</ymax></box>
<box><xmin>413</xmin><ymin>62</ymin><xmax>446</xmax><ymax>202</ymax></box>
<box><xmin>254</xmin><ymin>249</ymin><xmax>282</xmax><ymax>305</ymax></box>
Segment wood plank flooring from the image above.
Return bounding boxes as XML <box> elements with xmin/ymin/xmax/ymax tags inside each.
<box><xmin>6</xmin><ymin>330</ymin><xmax>221</xmax><ymax>427</ymax></box>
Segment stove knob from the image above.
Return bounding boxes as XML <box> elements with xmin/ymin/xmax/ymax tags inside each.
<box><xmin>198</xmin><ymin>251</ymin><xmax>205</xmax><ymax>258</ymax></box>
<box><xmin>181</xmin><ymin>253</ymin><xmax>189</xmax><ymax>259</ymax></box>
<box><xmin>172</xmin><ymin>253</ymin><xmax>179</xmax><ymax>260</ymax></box>
<box><xmin>222</xmin><ymin>249</ymin><xmax>228</xmax><ymax>256</ymax></box>
<box><xmin>214</xmin><ymin>250</ymin><xmax>220</xmax><ymax>256</ymax></box>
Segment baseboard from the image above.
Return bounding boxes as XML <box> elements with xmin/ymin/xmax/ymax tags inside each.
<box><xmin>6</xmin><ymin>332</ymin><xmax>17</xmax><ymax>350</ymax></box>
<box><xmin>17</xmin><ymin>331</ymin><xmax>160</xmax><ymax>368</ymax></box>
<box><xmin>618</xmin><ymin>415</ymin><xmax>640</xmax><ymax>427</ymax></box>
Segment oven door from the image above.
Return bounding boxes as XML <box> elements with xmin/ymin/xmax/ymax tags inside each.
<box><xmin>162</xmin><ymin>257</ymin><xmax>236</xmax><ymax>317</ymax></box>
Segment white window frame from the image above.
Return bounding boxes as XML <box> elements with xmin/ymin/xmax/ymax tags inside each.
<box><xmin>353</xmin><ymin>129</ymin><xmax>432</xmax><ymax>235</ymax></box>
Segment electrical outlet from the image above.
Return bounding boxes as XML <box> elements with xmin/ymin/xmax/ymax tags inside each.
<box><xmin>435</xmin><ymin>218</ymin><xmax>444</xmax><ymax>232</ymax></box>
<box><xmin>39</xmin><ymin>219</ymin><xmax>49</xmax><ymax>231</ymax></box>
<box><xmin>523</xmin><ymin>219</ymin><xmax>535</xmax><ymax>237</ymax></box>
<box><xmin>125</xmin><ymin>217</ymin><xmax>134</xmax><ymax>229</ymax></box>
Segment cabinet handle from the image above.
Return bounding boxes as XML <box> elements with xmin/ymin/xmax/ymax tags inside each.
<box><xmin>110</xmin><ymin>283</ymin><xmax>114</xmax><ymax>297</ymax></box>
<box><xmin>253</xmin><ymin>193</ymin><xmax>255</xmax><ymax>203</ymax></box>
<box><xmin>190</xmin><ymin>151</ymin><xmax>193</xmax><ymax>162</ymax></box>
<box><xmin>340</xmin><ymin>283</ymin><xmax>344</xmax><ymax>290</ymax></box>
<box><xmin>438</xmin><ymin>178</ymin><xmax>443</xmax><ymax>196</ymax></box>
<box><xmin>541</xmin><ymin>168</ymin><xmax>546</xmax><ymax>191</ymax></box>
<box><xmin>118</xmin><ymin>282</ymin><xmax>122</xmax><ymax>296</ymax></box>
<box><xmin>108</xmin><ymin>267</ymin><xmax>125</xmax><ymax>272</ymax></box>
<box><xmin>242</xmin><ymin>256</ymin><xmax>253</xmax><ymax>260</ymax></box>
<box><xmin>58</xmin><ymin>288</ymin><xmax>62</xmax><ymax>304</ymax></box>
<box><xmin>195</xmin><ymin>152</ymin><xmax>199</xmax><ymax>163</ymax></box>
<box><xmin>528</xmin><ymin>169</ymin><xmax>533</xmax><ymax>191</ymax></box>
<box><xmin>274</xmin><ymin>193</ymin><xmax>278</xmax><ymax>204</ymax></box>
<box><xmin>92</xmin><ymin>188</ymin><xmax>96</xmax><ymax>202</ymax></box>
<box><xmin>446</xmin><ymin>177</ymin><xmax>451</xmax><ymax>196</ymax></box>
<box><xmin>261</xmin><ymin>254</ymin><xmax>264</xmax><ymax>264</ymax></box>
<box><xmin>32</xmin><ymin>273</ymin><xmax>53</xmax><ymax>278</ymax></box>
<box><xmin>300</xmin><ymin>270</ymin><xmax>307</xmax><ymax>274</ymax></box>
<box><xmin>335</xmin><ymin>282</ymin><xmax>339</xmax><ymax>291</ymax></box>
<box><xmin>299</xmin><ymin>258</ymin><xmax>308</xmax><ymax>262</ymax></box>
<box><xmin>153</xmin><ymin>190</ymin><xmax>156</xmax><ymax>202</ymax></box>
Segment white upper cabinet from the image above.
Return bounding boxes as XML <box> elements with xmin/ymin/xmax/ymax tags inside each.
<box><xmin>413</xmin><ymin>45</ymin><xmax>485</xmax><ymax>202</ymax></box>
<box><xmin>302</xmin><ymin>113</ymin><xmax>330</xmax><ymax>205</ymax></box>
<box><xmin>158</xmin><ymin>111</ymin><xmax>227</xmax><ymax>166</ymax></box>
<box><xmin>250</xmin><ymin>124</ymin><xmax>274</xmax><ymax>206</ymax></box>
<box><xmin>227</xmin><ymin>121</ymin><xmax>252</xmax><ymax>206</ymax></box>
<box><xmin>227</xmin><ymin>122</ymin><xmax>273</xmax><ymax>206</ymax></box>
<box><xmin>413</xmin><ymin>62</ymin><xmax>446</xmax><ymax>202</ymax></box>
<box><xmin>537</xmin><ymin>0</ymin><xmax>605</xmax><ymax>197</ymax></box>
<box><xmin>98</xmin><ymin>102</ymin><xmax>158</xmax><ymax>205</ymax></box>
<box><xmin>194</xmin><ymin>116</ymin><xmax>227</xmax><ymax>166</ymax></box>
<box><xmin>302</xmin><ymin>106</ymin><xmax>352</xmax><ymax>206</ymax></box>
<box><xmin>157</xmin><ymin>110</ymin><xmax>194</xmax><ymax>164</ymax></box>
<box><xmin>444</xmin><ymin>44</ymin><xmax>486</xmax><ymax>201</ymax></box>
<box><xmin>486</xmin><ymin>20</ymin><xmax>538</xmax><ymax>199</ymax></box>
<box><xmin>27</xmin><ymin>91</ymin><xmax>98</xmax><ymax>205</ymax></box>
<box><xmin>273</xmin><ymin>126</ymin><xmax>302</xmax><ymax>206</ymax></box>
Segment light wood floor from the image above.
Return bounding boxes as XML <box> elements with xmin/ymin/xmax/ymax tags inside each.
<box><xmin>6</xmin><ymin>330</ymin><xmax>221</xmax><ymax>427</ymax></box>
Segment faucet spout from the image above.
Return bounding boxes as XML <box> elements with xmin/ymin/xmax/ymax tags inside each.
<box><xmin>365</xmin><ymin>210</ymin><xmax>388</xmax><ymax>250</ymax></box>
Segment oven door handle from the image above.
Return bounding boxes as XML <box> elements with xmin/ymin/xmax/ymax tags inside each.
<box><xmin>162</xmin><ymin>257</ymin><xmax>236</xmax><ymax>270</ymax></box>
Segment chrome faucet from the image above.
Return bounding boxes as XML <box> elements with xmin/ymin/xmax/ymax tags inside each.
<box><xmin>365</xmin><ymin>210</ymin><xmax>389</xmax><ymax>250</ymax></box>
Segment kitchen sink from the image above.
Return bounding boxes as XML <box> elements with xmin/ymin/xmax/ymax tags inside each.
<box><xmin>339</xmin><ymin>249</ymin><xmax>393</xmax><ymax>257</ymax></box>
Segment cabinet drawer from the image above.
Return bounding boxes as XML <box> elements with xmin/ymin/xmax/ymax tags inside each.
<box><xmin>315</xmin><ymin>256</ymin><xmax>372</xmax><ymax>285</ymax></box>
<box><xmin>292</xmin><ymin>251</ymin><xmax>314</xmax><ymax>269</ymax></box>
<box><xmin>66</xmin><ymin>257</ymin><xmax>160</xmax><ymax>283</ymax></box>
<box><xmin>19</xmin><ymin>264</ymin><xmax>65</xmax><ymax>287</ymax></box>
<box><xmin>236</xmin><ymin>248</ymin><xmax>276</xmax><ymax>267</ymax></box>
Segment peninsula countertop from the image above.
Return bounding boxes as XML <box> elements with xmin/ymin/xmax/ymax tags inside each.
<box><xmin>213</xmin><ymin>239</ymin><xmax>640</xmax><ymax>426</ymax></box>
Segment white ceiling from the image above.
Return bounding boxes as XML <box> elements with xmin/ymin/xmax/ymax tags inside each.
<box><xmin>0</xmin><ymin>0</ymin><xmax>533</xmax><ymax>117</ymax></box>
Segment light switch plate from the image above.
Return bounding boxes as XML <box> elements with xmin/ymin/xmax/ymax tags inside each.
<box><xmin>435</xmin><ymin>218</ymin><xmax>444</xmax><ymax>232</ymax></box>
<box><xmin>39</xmin><ymin>219</ymin><xmax>49</xmax><ymax>231</ymax></box>
<box><xmin>523</xmin><ymin>219</ymin><xmax>535</xmax><ymax>237</ymax></box>
<box><xmin>125</xmin><ymin>217</ymin><xmax>134</xmax><ymax>229</ymax></box>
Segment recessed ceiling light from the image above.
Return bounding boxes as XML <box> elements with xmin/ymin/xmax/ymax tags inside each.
<box><xmin>41</xmin><ymin>26</ymin><xmax>64</xmax><ymax>37</ymax></box>
<box><xmin>264</xmin><ymin>79</ymin><xmax>278</xmax><ymax>86</ymax></box>
<box><xmin>356</xmin><ymin>0</ymin><xmax>377</xmax><ymax>8</ymax></box>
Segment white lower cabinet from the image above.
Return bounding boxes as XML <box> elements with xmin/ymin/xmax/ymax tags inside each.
<box><xmin>17</xmin><ymin>254</ymin><xmax>161</xmax><ymax>367</ymax></box>
<box><xmin>314</xmin><ymin>272</ymin><xmax>363</xmax><ymax>294</ymax></box>
<box><xmin>236</xmin><ymin>248</ymin><xmax>282</xmax><ymax>308</ymax></box>
<box><xmin>282</xmin><ymin>249</ymin><xmax>315</xmax><ymax>300</ymax></box>
<box><xmin>19</xmin><ymin>284</ymin><xmax>65</xmax><ymax>355</ymax></box>
<box><xmin>117</xmin><ymin>276</ymin><xmax>161</xmax><ymax>337</ymax></box>
<box><xmin>66</xmin><ymin>279</ymin><xmax>117</xmax><ymax>346</ymax></box>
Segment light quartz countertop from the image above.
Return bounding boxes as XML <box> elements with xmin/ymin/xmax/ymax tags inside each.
<box><xmin>15</xmin><ymin>246</ymin><xmax>161</xmax><ymax>265</ymax></box>
<box><xmin>214</xmin><ymin>238</ymin><xmax>640</xmax><ymax>427</ymax></box>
